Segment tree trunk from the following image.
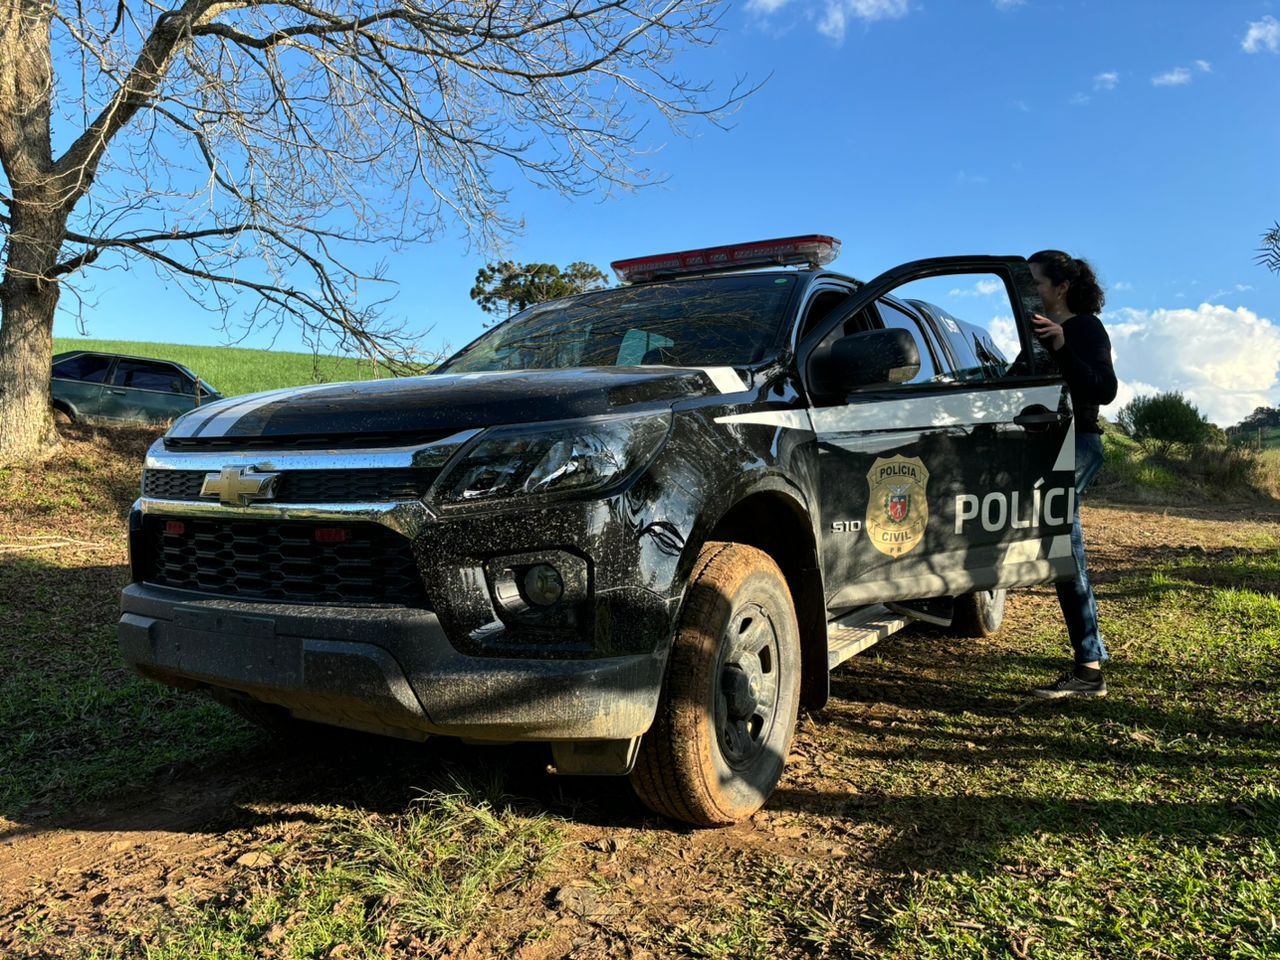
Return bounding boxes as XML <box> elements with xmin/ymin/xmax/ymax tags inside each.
<box><xmin>0</xmin><ymin>200</ymin><xmax>66</xmax><ymax>466</ymax></box>
<box><xmin>0</xmin><ymin>269</ymin><xmax>60</xmax><ymax>466</ymax></box>
<box><xmin>0</xmin><ymin>1</ymin><xmax>65</xmax><ymax>466</ymax></box>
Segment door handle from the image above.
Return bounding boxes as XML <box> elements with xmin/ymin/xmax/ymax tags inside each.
<box><xmin>1013</xmin><ymin>405</ymin><xmax>1062</xmax><ymax>430</ymax></box>
<box><xmin>108</xmin><ymin>388</ymin><xmax>127</xmax><ymax>395</ymax></box>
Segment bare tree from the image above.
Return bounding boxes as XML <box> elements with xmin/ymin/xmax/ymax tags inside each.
<box><xmin>0</xmin><ymin>0</ymin><xmax>745</xmax><ymax>464</ymax></box>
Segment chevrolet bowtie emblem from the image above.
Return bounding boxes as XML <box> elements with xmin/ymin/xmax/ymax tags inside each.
<box><xmin>201</xmin><ymin>466</ymin><xmax>281</xmax><ymax>506</ymax></box>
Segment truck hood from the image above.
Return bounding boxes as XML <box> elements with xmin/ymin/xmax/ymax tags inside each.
<box><xmin>166</xmin><ymin>366</ymin><xmax>748</xmax><ymax>443</ymax></box>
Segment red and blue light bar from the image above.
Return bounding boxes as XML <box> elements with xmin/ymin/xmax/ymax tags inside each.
<box><xmin>611</xmin><ymin>234</ymin><xmax>841</xmax><ymax>283</ymax></box>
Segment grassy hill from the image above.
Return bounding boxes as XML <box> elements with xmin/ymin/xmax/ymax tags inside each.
<box><xmin>52</xmin><ymin>337</ymin><xmax>404</xmax><ymax>398</ymax></box>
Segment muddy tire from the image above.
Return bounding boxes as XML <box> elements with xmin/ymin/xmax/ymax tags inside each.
<box><xmin>630</xmin><ymin>542</ymin><xmax>801</xmax><ymax>827</ymax></box>
<box><xmin>950</xmin><ymin>588</ymin><xmax>1006</xmax><ymax>638</ymax></box>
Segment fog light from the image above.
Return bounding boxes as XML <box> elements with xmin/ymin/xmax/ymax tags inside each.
<box><xmin>485</xmin><ymin>550</ymin><xmax>590</xmax><ymax>621</ymax></box>
<box><xmin>523</xmin><ymin>564</ymin><xmax>564</xmax><ymax>606</ymax></box>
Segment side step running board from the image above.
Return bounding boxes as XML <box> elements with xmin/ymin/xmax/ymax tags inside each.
<box><xmin>827</xmin><ymin>603</ymin><xmax>911</xmax><ymax>669</ymax></box>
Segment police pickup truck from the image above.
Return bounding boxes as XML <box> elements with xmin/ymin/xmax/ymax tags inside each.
<box><xmin>119</xmin><ymin>235</ymin><xmax>1078</xmax><ymax>826</ymax></box>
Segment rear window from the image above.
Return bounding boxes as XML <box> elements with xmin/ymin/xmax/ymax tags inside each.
<box><xmin>438</xmin><ymin>274</ymin><xmax>800</xmax><ymax>373</ymax></box>
<box><xmin>52</xmin><ymin>354</ymin><xmax>112</xmax><ymax>383</ymax></box>
<box><xmin>909</xmin><ymin>302</ymin><xmax>1010</xmax><ymax>382</ymax></box>
<box><xmin>949</xmin><ymin>319</ymin><xmax>1011</xmax><ymax>381</ymax></box>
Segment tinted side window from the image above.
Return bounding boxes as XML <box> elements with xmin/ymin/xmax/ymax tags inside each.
<box><xmin>52</xmin><ymin>354</ymin><xmax>112</xmax><ymax>383</ymax></box>
<box><xmin>889</xmin><ymin>274</ymin><xmax>1027</xmax><ymax>380</ymax></box>
<box><xmin>875</xmin><ymin>301</ymin><xmax>941</xmax><ymax>384</ymax></box>
<box><xmin>113</xmin><ymin>360</ymin><xmax>189</xmax><ymax>393</ymax></box>
<box><xmin>798</xmin><ymin>289</ymin><xmax>853</xmax><ymax>342</ymax></box>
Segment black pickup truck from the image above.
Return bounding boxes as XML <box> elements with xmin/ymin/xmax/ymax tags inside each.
<box><xmin>119</xmin><ymin>235</ymin><xmax>1078</xmax><ymax>826</ymax></box>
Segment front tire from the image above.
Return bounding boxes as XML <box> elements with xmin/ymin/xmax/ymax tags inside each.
<box><xmin>950</xmin><ymin>588</ymin><xmax>1007</xmax><ymax>637</ymax></box>
<box><xmin>630</xmin><ymin>542</ymin><xmax>801</xmax><ymax>827</ymax></box>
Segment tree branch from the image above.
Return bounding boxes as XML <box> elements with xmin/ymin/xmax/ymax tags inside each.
<box><xmin>53</xmin><ymin>0</ymin><xmax>245</xmax><ymax>208</ymax></box>
<box><xmin>1259</xmin><ymin>222</ymin><xmax>1280</xmax><ymax>274</ymax></box>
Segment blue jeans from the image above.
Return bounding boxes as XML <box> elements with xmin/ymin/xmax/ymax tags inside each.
<box><xmin>1057</xmin><ymin>431</ymin><xmax>1108</xmax><ymax>665</ymax></box>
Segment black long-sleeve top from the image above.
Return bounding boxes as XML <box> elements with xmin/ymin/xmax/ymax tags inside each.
<box><xmin>1052</xmin><ymin>313</ymin><xmax>1117</xmax><ymax>434</ymax></box>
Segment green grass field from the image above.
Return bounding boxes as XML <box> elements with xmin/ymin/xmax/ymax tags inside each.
<box><xmin>52</xmin><ymin>338</ymin><xmax>407</xmax><ymax>398</ymax></box>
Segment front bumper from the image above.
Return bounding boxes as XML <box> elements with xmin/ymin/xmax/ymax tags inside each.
<box><xmin>119</xmin><ymin>582</ymin><xmax>664</xmax><ymax>742</ymax></box>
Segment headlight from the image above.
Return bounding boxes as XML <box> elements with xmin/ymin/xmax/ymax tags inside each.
<box><xmin>429</xmin><ymin>411</ymin><xmax>671</xmax><ymax>508</ymax></box>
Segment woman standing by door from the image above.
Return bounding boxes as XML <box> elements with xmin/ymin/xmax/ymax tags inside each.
<box><xmin>1026</xmin><ymin>250</ymin><xmax>1117</xmax><ymax>698</ymax></box>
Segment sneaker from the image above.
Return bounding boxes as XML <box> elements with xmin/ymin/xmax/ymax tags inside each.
<box><xmin>1031</xmin><ymin>667</ymin><xmax>1107</xmax><ymax>699</ymax></box>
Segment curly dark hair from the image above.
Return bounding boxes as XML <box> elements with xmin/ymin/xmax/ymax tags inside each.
<box><xmin>1028</xmin><ymin>249</ymin><xmax>1105</xmax><ymax>315</ymax></box>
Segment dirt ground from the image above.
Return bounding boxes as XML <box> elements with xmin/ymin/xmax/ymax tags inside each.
<box><xmin>2</xmin><ymin>470</ymin><xmax>1278</xmax><ymax>956</ymax></box>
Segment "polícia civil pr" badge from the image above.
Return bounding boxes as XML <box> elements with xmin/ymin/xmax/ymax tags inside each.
<box><xmin>865</xmin><ymin>455</ymin><xmax>930</xmax><ymax>558</ymax></box>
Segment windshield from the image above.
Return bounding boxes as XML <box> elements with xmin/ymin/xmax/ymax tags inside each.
<box><xmin>437</xmin><ymin>274</ymin><xmax>799</xmax><ymax>373</ymax></box>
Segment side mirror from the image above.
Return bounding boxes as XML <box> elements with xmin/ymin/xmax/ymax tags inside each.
<box><xmin>811</xmin><ymin>328</ymin><xmax>921</xmax><ymax>395</ymax></box>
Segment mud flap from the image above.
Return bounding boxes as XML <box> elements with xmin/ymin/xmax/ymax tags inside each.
<box><xmin>550</xmin><ymin>737</ymin><xmax>641</xmax><ymax>776</ymax></box>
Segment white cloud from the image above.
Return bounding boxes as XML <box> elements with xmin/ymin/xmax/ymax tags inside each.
<box><xmin>822</xmin><ymin>0</ymin><xmax>911</xmax><ymax>39</ymax></box>
<box><xmin>1101</xmin><ymin>303</ymin><xmax>1280</xmax><ymax>426</ymax></box>
<box><xmin>750</xmin><ymin>0</ymin><xmax>910</xmax><ymax>41</ymax></box>
<box><xmin>976</xmin><ymin>308</ymin><xmax>1276</xmax><ymax>426</ymax></box>
<box><xmin>949</xmin><ymin>279</ymin><xmax>1004</xmax><ymax>297</ymax></box>
<box><xmin>990</xmin><ymin>315</ymin><xmax>1019</xmax><ymax>357</ymax></box>
<box><xmin>1195</xmin><ymin>59</ymin><xmax>1212</xmax><ymax>73</ymax></box>
<box><xmin>955</xmin><ymin>170</ymin><xmax>989</xmax><ymax>186</ymax></box>
<box><xmin>1208</xmin><ymin>283</ymin><xmax>1257</xmax><ymax>300</ymax></box>
<box><xmin>1152</xmin><ymin>67</ymin><xmax>1192</xmax><ymax>86</ymax></box>
<box><xmin>1112</xmin><ymin>280</ymin><xmax>1133</xmax><ymax>291</ymax></box>
<box><xmin>1014</xmin><ymin>99</ymin><xmax>1031</xmax><ymax>112</ymax></box>
<box><xmin>844</xmin><ymin>0</ymin><xmax>910</xmax><ymax>15</ymax></box>
<box><xmin>993</xmin><ymin>0</ymin><xmax>1025</xmax><ymax>9</ymax></box>
<box><xmin>1093</xmin><ymin>71</ymin><xmax>1119</xmax><ymax>91</ymax></box>
<box><xmin>1069</xmin><ymin>92</ymin><xmax>1091</xmax><ymax>106</ymax></box>
<box><xmin>1243</xmin><ymin>15</ymin><xmax>1280</xmax><ymax>54</ymax></box>
<box><xmin>817</xmin><ymin>4</ymin><xmax>847</xmax><ymax>38</ymax></box>
<box><xmin>1109</xmin><ymin>379</ymin><xmax>1161</xmax><ymax>419</ymax></box>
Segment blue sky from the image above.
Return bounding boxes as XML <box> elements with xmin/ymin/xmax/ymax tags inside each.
<box><xmin>52</xmin><ymin>0</ymin><xmax>1280</xmax><ymax>426</ymax></box>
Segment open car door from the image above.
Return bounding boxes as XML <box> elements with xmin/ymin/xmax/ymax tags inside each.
<box><xmin>798</xmin><ymin>256</ymin><xmax>1078</xmax><ymax>618</ymax></box>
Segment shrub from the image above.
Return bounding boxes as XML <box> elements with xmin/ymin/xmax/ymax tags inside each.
<box><xmin>1116</xmin><ymin>392</ymin><xmax>1213</xmax><ymax>452</ymax></box>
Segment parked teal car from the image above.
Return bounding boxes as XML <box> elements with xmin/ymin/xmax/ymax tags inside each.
<box><xmin>51</xmin><ymin>351</ymin><xmax>222</xmax><ymax>424</ymax></box>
